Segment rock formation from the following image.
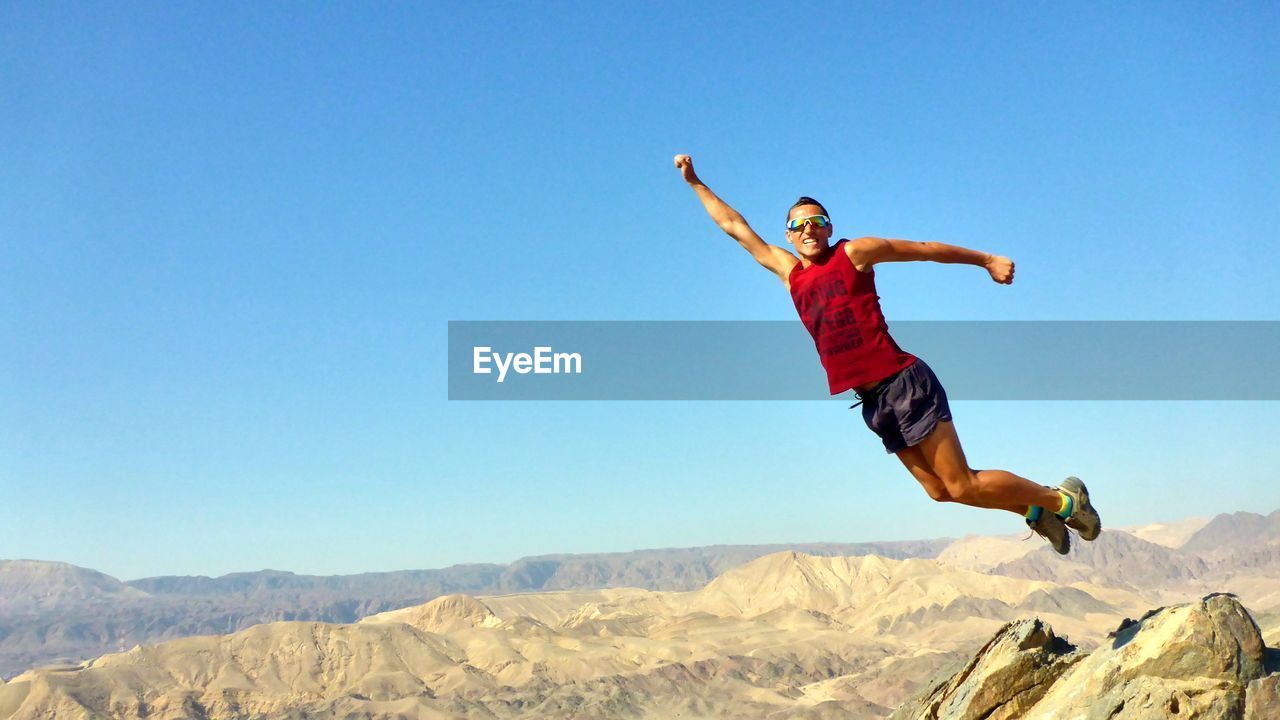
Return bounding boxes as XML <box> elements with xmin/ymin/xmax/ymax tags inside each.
<box><xmin>893</xmin><ymin>594</ymin><xmax>1279</xmax><ymax>720</ymax></box>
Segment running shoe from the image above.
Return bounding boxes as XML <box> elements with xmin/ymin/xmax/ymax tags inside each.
<box><xmin>1057</xmin><ymin>476</ymin><xmax>1101</xmax><ymax>541</ymax></box>
<box><xmin>1027</xmin><ymin>510</ymin><xmax>1071</xmax><ymax>555</ymax></box>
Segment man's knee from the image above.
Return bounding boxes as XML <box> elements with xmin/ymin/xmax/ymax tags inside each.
<box><xmin>940</xmin><ymin>470</ymin><xmax>979</xmax><ymax>503</ymax></box>
<box><xmin>908</xmin><ymin>470</ymin><xmax>953</xmax><ymax>503</ymax></box>
<box><xmin>923</xmin><ymin>484</ymin><xmax>952</xmax><ymax>502</ymax></box>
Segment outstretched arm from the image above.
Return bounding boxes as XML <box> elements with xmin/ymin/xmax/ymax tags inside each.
<box><xmin>845</xmin><ymin>236</ymin><xmax>1015</xmax><ymax>284</ymax></box>
<box><xmin>674</xmin><ymin>155</ymin><xmax>796</xmax><ymax>280</ymax></box>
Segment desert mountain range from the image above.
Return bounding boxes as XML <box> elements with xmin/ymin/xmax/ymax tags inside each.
<box><xmin>0</xmin><ymin>539</ymin><xmax>950</xmax><ymax>679</ymax></box>
<box><xmin>1</xmin><ymin>509</ymin><xmax>1278</xmax><ymax>718</ymax></box>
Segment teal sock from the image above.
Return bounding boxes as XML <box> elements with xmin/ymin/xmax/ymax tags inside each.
<box><xmin>1025</xmin><ymin>505</ymin><xmax>1044</xmax><ymax>523</ymax></box>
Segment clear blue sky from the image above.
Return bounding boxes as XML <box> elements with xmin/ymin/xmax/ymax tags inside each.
<box><xmin>2</xmin><ymin>2</ymin><xmax>1277</xmax><ymax>580</ymax></box>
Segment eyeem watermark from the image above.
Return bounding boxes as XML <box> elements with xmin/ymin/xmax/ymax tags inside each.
<box><xmin>449</xmin><ymin>321</ymin><xmax>1280</xmax><ymax>400</ymax></box>
<box><xmin>473</xmin><ymin>346</ymin><xmax>583</xmax><ymax>383</ymax></box>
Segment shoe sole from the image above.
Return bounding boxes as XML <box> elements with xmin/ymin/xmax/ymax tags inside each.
<box><xmin>1029</xmin><ymin>514</ymin><xmax>1071</xmax><ymax>555</ymax></box>
<box><xmin>1060</xmin><ymin>476</ymin><xmax>1101</xmax><ymax>541</ymax></box>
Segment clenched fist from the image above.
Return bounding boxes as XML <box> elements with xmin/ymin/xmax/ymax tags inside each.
<box><xmin>673</xmin><ymin>154</ymin><xmax>699</xmax><ymax>184</ymax></box>
<box><xmin>985</xmin><ymin>255</ymin><xmax>1015</xmax><ymax>284</ymax></box>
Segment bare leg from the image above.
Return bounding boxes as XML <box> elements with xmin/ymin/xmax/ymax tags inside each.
<box><xmin>911</xmin><ymin>420</ymin><xmax>1061</xmax><ymax>512</ymax></box>
<box><xmin>896</xmin><ymin>445</ymin><xmax>1028</xmax><ymax>515</ymax></box>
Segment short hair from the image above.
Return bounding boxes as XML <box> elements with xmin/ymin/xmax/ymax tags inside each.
<box><xmin>788</xmin><ymin>196</ymin><xmax>830</xmax><ymax>222</ymax></box>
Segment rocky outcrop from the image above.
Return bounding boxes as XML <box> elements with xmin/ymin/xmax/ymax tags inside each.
<box><xmin>894</xmin><ymin>594</ymin><xmax>1277</xmax><ymax>720</ymax></box>
<box><xmin>1244</xmin><ymin>672</ymin><xmax>1279</xmax><ymax>720</ymax></box>
<box><xmin>888</xmin><ymin>619</ymin><xmax>1081</xmax><ymax>720</ymax></box>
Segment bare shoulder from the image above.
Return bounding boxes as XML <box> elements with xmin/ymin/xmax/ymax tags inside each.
<box><xmin>842</xmin><ymin>236</ymin><xmax>884</xmax><ymax>273</ymax></box>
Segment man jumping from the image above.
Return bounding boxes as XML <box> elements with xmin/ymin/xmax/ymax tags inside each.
<box><xmin>673</xmin><ymin>154</ymin><xmax>1100</xmax><ymax>554</ymax></box>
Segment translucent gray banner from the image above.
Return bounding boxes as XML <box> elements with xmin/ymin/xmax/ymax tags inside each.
<box><xmin>447</xmin><ymin>321</ymin><xmax>1280</xmax><ymax>400</ymax></box>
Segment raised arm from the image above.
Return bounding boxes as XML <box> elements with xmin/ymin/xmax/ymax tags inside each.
<box><xmin>845</xmin><ymin>236</ymin><xmax>1015</xmax><ymax>284</ymax></box>
<box><xmin>674</xmin><ymin>155</ymin><xmax>797</xmax><ymax>280</ymax></box>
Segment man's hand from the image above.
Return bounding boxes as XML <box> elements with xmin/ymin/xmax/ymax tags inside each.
<box><xmin>674</xmin><ymin>153</ymin><xmax>797</xmax><ymax>281</ymax></box>
<box><xmin>673</xmin><ymin>154</ymin><xmax>700</xmax><ymax>184</ymax></box>
<box><xmin>985</xmin><ymin>255</ymin><xmax>1015</xmax><ymax>284</ymax></box>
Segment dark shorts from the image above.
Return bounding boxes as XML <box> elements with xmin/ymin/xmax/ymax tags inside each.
<box><xmin>855</xmin><ymin>357</ymin><xmax>953</xmax><ymax>454</ymax></box>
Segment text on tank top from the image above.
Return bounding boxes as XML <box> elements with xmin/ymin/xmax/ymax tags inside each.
<box><xmin>787</xmin><ymin>239</ymin><xmax>917</xmax><ymax>394</ymax></box>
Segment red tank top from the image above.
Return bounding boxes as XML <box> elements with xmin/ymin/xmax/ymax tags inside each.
<box><xmin>788</xmin><ymin>240</ymin><xmax>917</xmax><ymax>394</ymax></box>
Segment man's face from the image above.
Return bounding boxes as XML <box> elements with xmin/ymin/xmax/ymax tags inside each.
<box><xmin>786</xmin><ymin>204</ymin><xmax>833</xmax><ymax>260</ymax></box>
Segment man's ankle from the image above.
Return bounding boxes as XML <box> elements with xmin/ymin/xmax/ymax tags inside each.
<box><xmin>1054</xmin><ymin>491</ymin><xmax>1074</xmax><ymax>520</ymax></box>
